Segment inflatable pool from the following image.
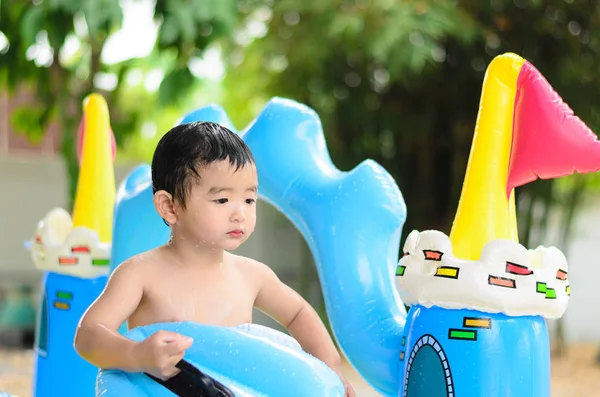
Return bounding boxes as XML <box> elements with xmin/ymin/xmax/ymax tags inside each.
<box><xmin>96</xmin><ymin>322</ymin><xmax>344</xmax><ymax>396</ymax></box>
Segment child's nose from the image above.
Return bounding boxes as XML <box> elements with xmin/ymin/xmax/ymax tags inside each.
<box><xmin>231</xmin><ymin>205</ymin><xmax>246</xmax><ymax>222</ymax></box>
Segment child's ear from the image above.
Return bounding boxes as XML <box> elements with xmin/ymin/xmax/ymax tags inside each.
<box><xmin>153</xmin><ymin>190</ymin><xmax>178</xmax><ymax>225</ymax></box>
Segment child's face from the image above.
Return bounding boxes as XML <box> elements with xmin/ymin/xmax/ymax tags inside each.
<box><xmin>175</xmin><ymin>160</ymin><xmax>258</xmax><ymax>251</ymax></box>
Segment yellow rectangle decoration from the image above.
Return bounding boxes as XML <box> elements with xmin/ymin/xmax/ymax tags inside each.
<box><xmin>463</xmin><ymin>317</ymin><xmax>492</xmax><ymax>329</ymax></box>
<box><xmin>435</xmin><ymin>266</ymin><xmax>459</xmax><ymax>279</ymax></box>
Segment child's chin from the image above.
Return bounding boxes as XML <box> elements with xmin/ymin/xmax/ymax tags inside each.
<box><xmin>222</xmin><ymin>240</ymin><xmax>244</xmax><ymax>251</ymax></box>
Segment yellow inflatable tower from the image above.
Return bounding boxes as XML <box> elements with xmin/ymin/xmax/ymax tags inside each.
<box><xmin>72</xmin><ymin>94</ymin><xmax>116</xmax><ymax>243</ymax></box>
<box><xmin>449</xmin><ymin>54</ymin><xmax>523</xmax><ymax>260</ymax></box>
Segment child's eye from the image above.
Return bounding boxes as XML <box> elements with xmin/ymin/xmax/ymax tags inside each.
<box><xmin>215</xmin><ymin>198</ymin><xmax>228</xmax><ymax>204</ymax></box>
<box><xmin>246</xmin><ymin>198</ymin><xmax>256</xmax><ymax>204</ymax></box>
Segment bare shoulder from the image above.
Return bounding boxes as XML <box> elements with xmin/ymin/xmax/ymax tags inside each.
<box><xmin>230</xmin><ymin>254</ymin><xmax>268</xmax><ymax>272</ymax></box>
<box><xmin>110</xmin><ymin>248</ymin><xmax>162</xmax><ymax>283</ymax></box>
<box><xmin>228</xmin><ymin>253</ymin><xmax>278</xmax><ymax>284</ymax></box>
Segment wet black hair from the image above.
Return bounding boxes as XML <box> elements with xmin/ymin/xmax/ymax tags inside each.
<box><xmin>151</xmin><ymin>121</ymin><xmax>255</xmax><ymax>210</ymax></box>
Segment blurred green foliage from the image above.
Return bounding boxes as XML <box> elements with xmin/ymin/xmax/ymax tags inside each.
<box><xmin>221</xmin><ymin>0</ymin><xmax>600</xmax><ymax>248</ymax></box>
<box><xmin>1</xmin><ymin>0</ymin><xmax>599</xmax><ymax>250</ymax></box>
<box><xmin>0</xmin><ymin>0</ymin><xmax>242</xmax><ymax>206</ymax></box>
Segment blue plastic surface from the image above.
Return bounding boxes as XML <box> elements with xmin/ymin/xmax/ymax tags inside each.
<box><xmin>110</xmin><ymin>164</ymin><xmax>169</xmax><ymax>276</ymax></box>
<box><xmin>97</xmin><ymin>322</ymin><xmax>344</xmax><ymax>396</ymax></box>
<box><xmin>241</xmin><ymin>98</ymin><xmax>408</xmax><ymax>394</ymax></box>
<box><xmin>400</xmin><ymin>305</ymin><xmax>550</xmax><ymax>397</ymax></box>
<box><xmin>33</xmin><ymin>271</ymin><xmax>107</xmax><ymax>397</ymax></box>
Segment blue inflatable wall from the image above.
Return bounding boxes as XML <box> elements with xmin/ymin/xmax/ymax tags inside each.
<box><xmin>33</xmin><ymin>272</ymin><xmax>107</xmax><ymax>397</ymax></box>
<box><xmin>399</xmin><ymin>306</ymin><xmax>550</xmax><ymax>397</ymax></box>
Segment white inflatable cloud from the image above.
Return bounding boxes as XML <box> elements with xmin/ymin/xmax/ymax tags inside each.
<box><xmin>395</xmin><ymin>230</ymin><xmax>570</xmax><ymax>319</ymax></box>
<box><xmin>30</xmin><ymin>208</ymin><xmax>111</xmax><ymax>279</ymax></box>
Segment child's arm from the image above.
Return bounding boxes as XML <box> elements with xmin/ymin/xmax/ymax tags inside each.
<box><xmin>74</xmin><ymin>259</ymin><xmax>143</xmax><ymax>370</ymax></box>
<box><xmin>251</xmin><ymin>259</ymin><xmax>355</xmax><ymax>396</ymax></box>
<box><xmin>74</xmin><ymin>259</ymin><xmax>192</xmax><ymax>378</ymax></box>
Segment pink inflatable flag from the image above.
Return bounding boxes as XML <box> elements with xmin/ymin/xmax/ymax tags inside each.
<box><xmin>507</xmin><ymin>61</ymin><xmax>600</xmax><ymax>195</ymax></box>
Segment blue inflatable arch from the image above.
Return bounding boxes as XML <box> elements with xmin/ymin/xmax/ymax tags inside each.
<box><xmin>98</xmin><ymin>98</ymin><xmax>408</xmax><ymax>396</ymax></box>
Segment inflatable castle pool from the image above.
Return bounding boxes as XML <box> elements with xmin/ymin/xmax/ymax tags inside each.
<box><xmin>22</xmin><ymin>53</ymin><xmax>600</xmax><ymax>397</ymax></box>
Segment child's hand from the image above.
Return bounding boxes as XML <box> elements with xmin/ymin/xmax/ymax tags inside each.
<box><xmin>330</xmin><ymin>366</ymin><xmax>355</xmax><ymax>397</ymax></box>
<box><xmin>338</xmin><ymin>374</ymin><xmax>356</xmax><ymax>397</ymax></box>
<box><xmin>133</xmin><ymin>330</ymin><xmax>194</xmax><ymax>380</ymax></box>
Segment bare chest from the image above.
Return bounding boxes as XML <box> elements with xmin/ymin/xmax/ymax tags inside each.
<box><xmin>131</xmin><ymin>268</ymin><xmax>256</xmax><ymax>328</ymax></box>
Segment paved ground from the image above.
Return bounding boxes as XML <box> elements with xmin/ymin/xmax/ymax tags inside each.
<box><xmin>1</xmin><ymin>344</ymin><xmax>600</xmax><ymax>396</ymax></box>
